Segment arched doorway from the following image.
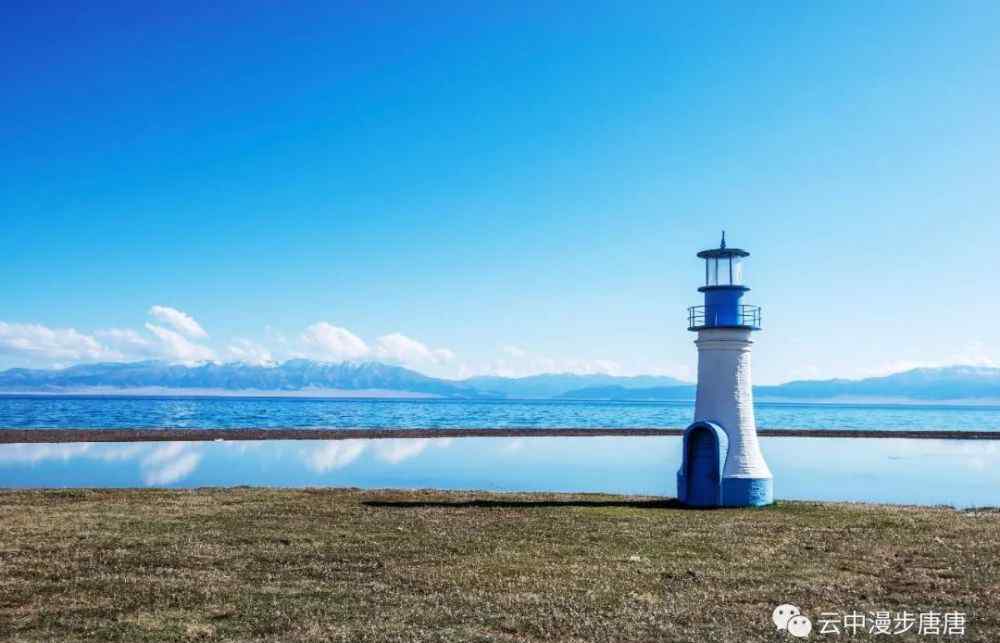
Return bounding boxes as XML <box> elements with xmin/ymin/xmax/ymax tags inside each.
<box><xmin>679</xmin><ymin>422</ymin><xmax>725</xmax><ymax>507</ymax></box>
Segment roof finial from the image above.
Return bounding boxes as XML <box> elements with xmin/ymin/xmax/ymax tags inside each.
<box><xmin>720</xmin><ymin>230</ymin><xmax>726</xmax><ymax>249</ymax></box>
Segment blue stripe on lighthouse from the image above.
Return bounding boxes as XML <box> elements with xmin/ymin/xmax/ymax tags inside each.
<box><xmin>703</xmin><ymin>287</ymin><xmax>745</xmax><ymax>326</ymax></box>
<box><xmin>721</xmin><ymin>477</ymin><xmax>773</xmax><ymax>507</ymax></box>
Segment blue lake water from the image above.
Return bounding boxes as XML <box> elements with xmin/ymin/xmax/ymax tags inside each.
<box><xmin>2</xmin><ymin>396</ymin><xmax>1000</xmax><ymax>431</ymax></box>
<box><xmin>0</xmin><ymin>436</ymin><xmax>997</xmax><ymax>507</ymax></box>
<box><xmin>1</xmin><ymin>397</ymin><xmax>998</xmax><ymax>506</ymax></box>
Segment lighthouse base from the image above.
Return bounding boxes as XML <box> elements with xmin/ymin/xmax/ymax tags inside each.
<box><xmin>676</xmin><ymin>421</ymin><xmax>774</xmax><ymax>508</ymax></box>
<box><xmin>676</xmin><ymin>475</ymin><xmax>773</xmax><ymax>508</ymax></box>
<box><xmin>721</xmin><ymin>477</ymin><xmax>773</xmax><ymax>507</ymax></box>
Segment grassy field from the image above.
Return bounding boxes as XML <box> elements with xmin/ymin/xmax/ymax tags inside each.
<box><xmin>0</xmin><ymin>488</ymin><xmax>997</xmax><ymax>642</ymax></box>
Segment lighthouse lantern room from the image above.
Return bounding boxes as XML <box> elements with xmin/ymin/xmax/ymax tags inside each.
<box><xmin>677</xmin><ymin>233</ymin><xmax>773</xmax><ymax>508</ymax></box>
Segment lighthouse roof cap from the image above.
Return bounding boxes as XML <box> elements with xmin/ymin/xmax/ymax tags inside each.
<box><xmin>697</xmin><ymin>247</ymin><xmax>749</xmax><ymax>259</ymax></box>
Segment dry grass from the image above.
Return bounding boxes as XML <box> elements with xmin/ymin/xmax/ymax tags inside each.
<box><xmin>0</xmin><ymin>488</ymin><xmax>998</xmax><ymax>642</ymax></box>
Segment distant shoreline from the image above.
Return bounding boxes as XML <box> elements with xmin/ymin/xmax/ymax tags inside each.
<box><xmin>1</xmin><ymin>426</ymin><xmax>999</xmax><ymax>444</ymax></box>
<box><xmin>5</xmin><ymin>362</ymin><xmax>1000</xmax><ymax>404</ymax></box>
<box><xmin>3</xmin><ymin>392</ymin><xmax>1000</xmax><ymax>407</ymax></box>
<box><xmin>0</xmin><ymin>388</ymin><xmax>441</xmax><ymax>399</ymax></box>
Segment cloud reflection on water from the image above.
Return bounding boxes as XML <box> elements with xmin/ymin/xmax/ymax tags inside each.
<box><xmin>140</xmin><ymin>442</ymin><xmax>203</xmax><ymax>485</ymax></box>
<box><xmin>303</xmin><ymin>440</ymin><xmax>366</xmax><ymax>473</ymax></box>
<box><xmin>301</xmin><ymin>438</ymin><xmax>454</xmax><ymax>472</ymax></box>
<box><xmin>0</xmin><ymin>436</ymin><xmax>996</xmax><ymax>507</ymax></box>
<box><xmin>0</xmin><ymin>441</ymin><xmax>203</xmax><ymax>485</ymax></box>
<box><xmin>0</xmin><ymin>443</ymin><xmax>94</xmax><ymax>463</ymax></box>
<box><xmin>0</xmin><ymin>442</ymin><xmax>145</xmax><ymax>464</ymax></box>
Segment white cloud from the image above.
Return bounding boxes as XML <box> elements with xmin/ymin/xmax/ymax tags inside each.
<box><xmin>474</xmin><ymin>347</ymin><xmax>622</xmax><ymax>378</ymax></box>
<box><xmin>433</xmin><ymin>348</ymin><xmax>457</xmax><ymax>362</ymax></box>
<box><xmin>374</xmin><ymin>333</ymin><xmax>455</xmax><ymax>367</ymax></box>
<box><xmin>96</xmin><ymin>328</ymin><xmax>157</xmax><ymax>357</ymax></box>
<box><xmin>0</xmin><ymin>321</ymin><xmax>121</xmax><ymax>362</ymax></box>
<box><xmin>100</xmin><ymin>324</ymin><xmax>218</xmax><ymax>365</ymax></box>
<box><xmin>0</xmin><ymin>315</ymin><xmax>465</xmax><ymax>375</ymax></box>
<box><xmin>265</xmin><ymin>325</ymin><xmax>288</xmax><ymax>345</ymax></box>
<box><xmin>502</xmin><ymin>345</ymin><xmax>527</xmax><ymax>358</ymax></box>
<box><xmin>97</xmin><ymin>328</ymin><xmax>151</xmax><ymax>347</ymax></box>
<box><xmin>3</xmin><ymin>312</ymin><xmax>705</xmax><ymax>383</ymax></box>
<box><xmin>149</xmin><ymin>306</ymin><xmax>208</xmax><ymax>339</ymax></box>
<box><xmin>301</xmin><ymin>322</ymin><xmax>370</xmax><ymax>361</ymax></box>
<box><xmin>145</xmin><ymin>323</ymin><xmax>216</xmax><ymax>364</ymax></box>
<box><xmin>461</xmin><ymin>345</ymin><xmax>692</xmax><ymax>381</ymax></box>
<box><xmin>297</xmin><ymin>325</ymin><xmax>457</xmax><ymax>371</ymax></box>
<box><xmin>227</xmin><ymin>338</ymin><xmax>274</xmax><ymax>366</ymax></box>
<box><xmin>640</xmin><ymin>363</ymin><xmax>695</xmax><ymax>381</ymax></box>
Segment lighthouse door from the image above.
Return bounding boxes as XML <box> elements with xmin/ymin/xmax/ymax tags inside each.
<box><xmin>686</xmin><ymin>427</ymin><xmax>719</xmax><ymax>506</ymax></box>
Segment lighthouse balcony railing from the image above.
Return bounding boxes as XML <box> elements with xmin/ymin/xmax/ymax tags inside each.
<box><xmin>687</xmin><ymin>305</ymin><xmax>761</xmax><ymax>331</ymax></box>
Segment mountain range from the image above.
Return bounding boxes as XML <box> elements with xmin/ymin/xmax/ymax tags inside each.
<box><xmin>1</xmin><ymin>360</ymin><xmax>999</xmax><ymax>402</ymax></box>
<box><xmin>0</xmin><ymin>360</ymin><xmax>478</xmax><ymax>397</ymax></box>
<box><xmin>756</xmin><ymin>366</ymin><xmax>1000</xmax><ymax>401</ymax></box>
<box><xmin>0</xmin><ymin>360</ymin><xmax>684</xmax><ymax>399</ymax></box>
<box><xmin>558</xmin><ymin>366</ymin><xmax>1000</xmax><ymax>402</ymax></box>
<box><xmin>463</xmin><ymin>373</ymin><xmax>687</xmax><ymax>399</ymax></box>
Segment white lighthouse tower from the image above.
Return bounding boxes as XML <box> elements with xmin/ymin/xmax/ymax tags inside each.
<box><xmin>677</xmin><ymin>233</ymin><xmax>773</xmax><ymax>507</ymax></box>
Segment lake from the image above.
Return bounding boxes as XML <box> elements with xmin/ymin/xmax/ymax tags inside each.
<box><xmin>1</xmin><ymin>397</ymin><xmax>997</xmax><ymax>507</ymax></box>
<box><xmin>0</xmin><ymin>436</ymin><xmax>997</xmax><ymax>507</ymax></box>
<box><xmin>3</xmin><ymin>395</ymin><xmax>1000</xmax><ymax>431</ymax></box>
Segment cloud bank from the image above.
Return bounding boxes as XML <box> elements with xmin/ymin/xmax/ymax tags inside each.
<box><xmin>0</xmin><ymin>307</ymin><xmax>217</xmax><ymax>367</ymax></box>
<box><xmin>0</xmin><ymin>321</ymin><xmax>122</xmax><ymax>363</ymax></box>
<box><xmin>301</xmin><ymin>323</ymin><xmax>370</xmax><ymax>361</ymax></box>
<box><xmin>0</xmin><ymin>307</ymin><xmax>467</xmax><ymax>376</ymax></box>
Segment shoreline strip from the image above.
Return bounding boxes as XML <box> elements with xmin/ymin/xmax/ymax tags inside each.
<box><xmin>0</xmin><ymin>427</ymin><xmax>998</xmax><ymax>443</ymax></box>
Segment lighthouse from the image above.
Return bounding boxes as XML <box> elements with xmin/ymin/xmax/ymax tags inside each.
<box><xmin>677</xmin><ymin>233</ymin><xmax>773</xmax><ymax>507</ymax></box>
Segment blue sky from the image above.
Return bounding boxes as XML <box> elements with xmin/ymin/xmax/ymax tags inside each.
<box><xmin>2</xmin><ymin>2</ymin><xmax>999</xmax><ymax>384</ymax></box>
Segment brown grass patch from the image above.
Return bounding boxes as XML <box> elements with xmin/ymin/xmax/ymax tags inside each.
<box><xmin>0</xmin><ymin>488</ymin><xmax>997</xmax><ymax>641</ymax></box>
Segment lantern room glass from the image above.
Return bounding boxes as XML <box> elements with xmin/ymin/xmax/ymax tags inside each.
<box><xmin>704</xmin><ymin>256</ymin><xmax>745</xmax><ymax>286</ymax></box>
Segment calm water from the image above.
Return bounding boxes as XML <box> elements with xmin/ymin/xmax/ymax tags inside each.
<box><xmin>2</xmin><ymin>396</ymin><xmax>1000</xmax><ymax>431</ymax></box>
<box><xmin>2</xmin><ymin>397</ymin><xmax>997</xmax><ymax>506</ymax></box>
<box><xmin>0</xmin><ymin>436</ymin><xmax>997</xmax><ymax>507</ymax></box>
